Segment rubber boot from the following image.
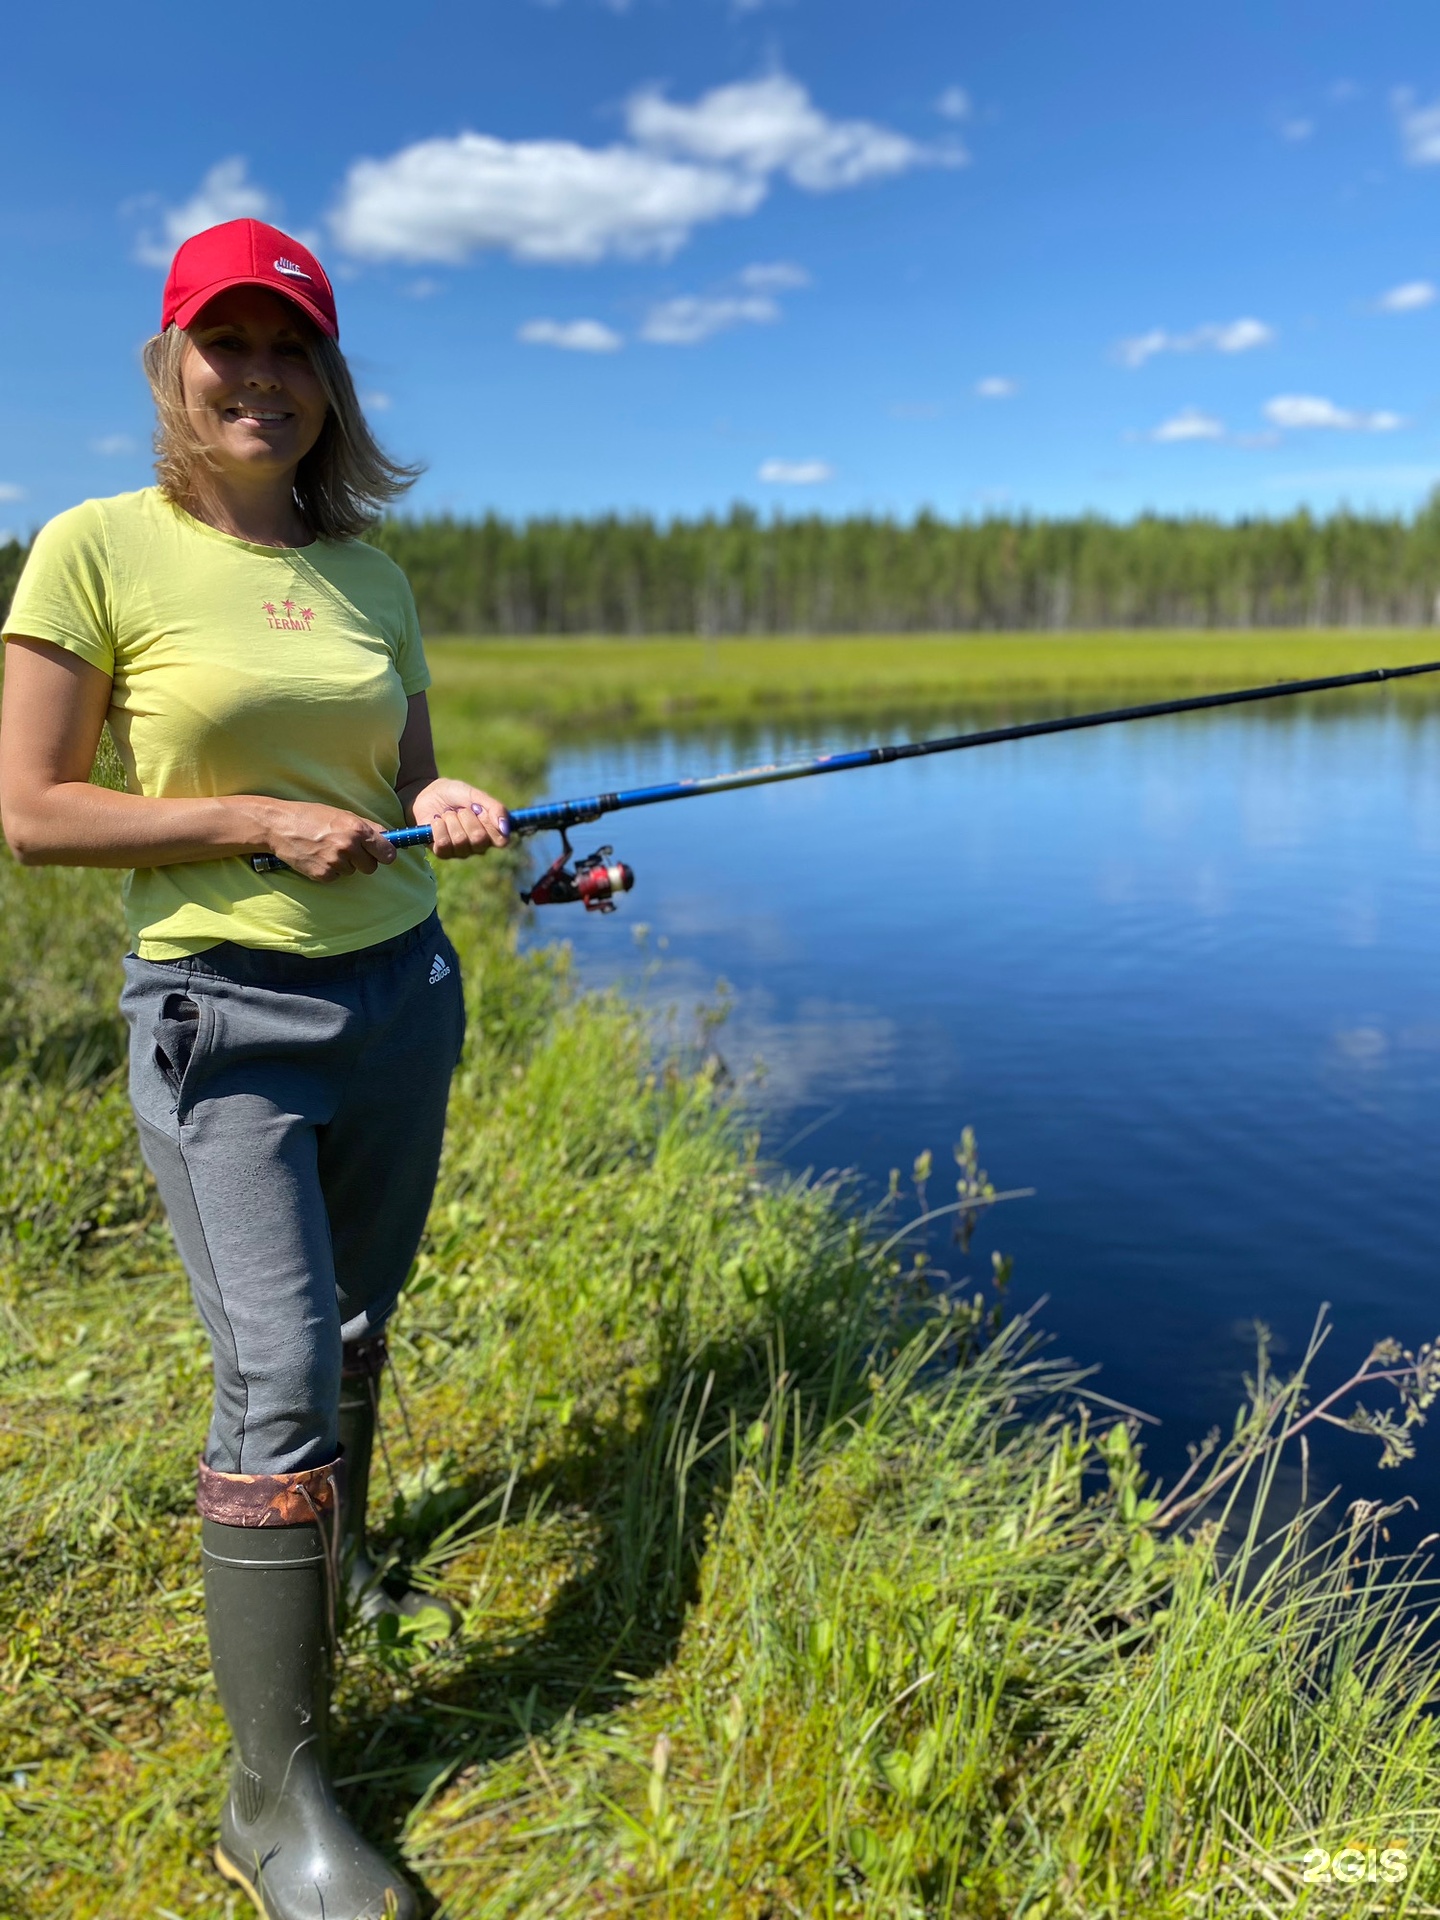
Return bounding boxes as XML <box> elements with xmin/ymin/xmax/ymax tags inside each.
<box><xmin>203</xmin><ymin>1499</ymin><xmax>419</xmax><ymax>1920</ymax></box>
<box><xmin>339</xmin><ymin>1337</ymin><xmax>460</xmax><ymax>1634</ymax></box>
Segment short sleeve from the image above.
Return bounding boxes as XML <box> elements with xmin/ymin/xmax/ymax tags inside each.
<box><xmin>2</xmin><ymin>501</ymin><xmax>116</xmax><ymax>675</ymax></box>
<box><xmin>393</xmin><ymin>573</ymin><xmax>430</xmax><ymax>697</ymax></box>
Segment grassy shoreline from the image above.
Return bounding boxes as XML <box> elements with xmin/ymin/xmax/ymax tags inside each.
<box><xmin>5</xmin><ymin>862</ymin><xmax>1440</xmax><ymax>1913</ymax></box>
<box><xmin>426</xmin><ymin>629</ymin><xmax>1440</xmax><ymax>742</ymax></box>
<box><xmin>6</xmin><ymin>652</ymin><xmax>1440</xmax><ymax>1914</ymax></box>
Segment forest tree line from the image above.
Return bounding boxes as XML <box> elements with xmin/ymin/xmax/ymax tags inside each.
<box><xmin>8</xmin><ymin>497</ymin><xmax>1440</xmax><ymax>636</ymax></box>
<box><xmin>372</xmin><ymin>499</ymin><xmax>1440</xmax><ymax>633</ymax></box>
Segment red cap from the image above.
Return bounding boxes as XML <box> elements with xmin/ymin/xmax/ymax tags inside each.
<box><xmin>161</xmin><ymin>219</ymin><xmax>339</xmax><ymax>340</ymax></box>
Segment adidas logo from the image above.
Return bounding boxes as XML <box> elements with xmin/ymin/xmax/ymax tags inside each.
<box><xmin>428</xmin><ymin>953</ymin><xmax>451</xmax><ymax>986</ymax></box>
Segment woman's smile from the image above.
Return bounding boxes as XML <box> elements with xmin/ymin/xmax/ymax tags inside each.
<box><xmin>180</xmin><ymin>285</ymin><xmax>330</xmax><ymax>483</ymax></box>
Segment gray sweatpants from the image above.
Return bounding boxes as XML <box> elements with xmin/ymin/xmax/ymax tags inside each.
<box><xmin>120</xmin><ymin>911</ymin><xmax>464</xmax><ymax>1476</ymax></box>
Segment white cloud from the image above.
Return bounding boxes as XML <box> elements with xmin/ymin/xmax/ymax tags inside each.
<box><xmin>1117</xmin><ymin>317</ymin><xmax>1276</xmax><ymax>368</ymax></box>
<box><xmin>330</xmin><ymin>73</ymin><xmax>947</xmax><ymax>268</ymax></box>
<box><xmin>1117</xmin><ymin>327</ymin><xmax>1170</xmax><ymax>367</ymax></box>
<box><xmin>642</xmin><ymin>294</ymin><xmax>778</xmax><ymax>345</ymax></box>
<box><xmin>361</xmin><ymin>390</ymin><xmax>393</xmax><ymax>411</ymax></box>
<box><xmin>627</xmin><ymin>74</ymin><xmax>959</xmax><ymax>191</ymax></box>
<box><xmin>1394</xmin><ymin>89</ymin><xmax>1440</xmax><ymax>166</ymax></box>
<box><xmin>1211</xmin><ymin>319</ymin><xmax>1274</xmax><ymax>353</ymax></box>
<box><xmin>936</xmin><ymin>86</ymin><xmax>971</xmax><ymax>121</ymax></box>
<box><xmin>739</xmin><ymin>260</ymin><xmax>810</xmax><ymax>290</ymax></box>
<box><xmin>1280</xmin><ymin>118</ymin><xmax>1315</xmax><ymax>143</ymax></box>
<box><xmin>1263</xmin><ymin>394</ymin><xmax>1405</xmax><ymax>432</ymax></box>
<box><xmin>332</xmin><ymin>133</ymin><xmax>763</xmax><ymax>265</ymax></box>
<box><xmin>974</xmin><ymin>376</ymin><xmax>1017</xmax><ymax>399</ymax></box>
<box><xmin>641</xmin><ymin>256</ymin><xmax>808</xmax><ymax>347</ymax></box>
<box><xmin>91</xmin><ymin>434</ymin><xmax>137</xmax><ymax>456</ymax></box>
<box><xmin>1151</xmin><ymin>408</ymin><xmax>1226</xmax><ymax>443</ymax></box>
<box><xmin>1377</xmin><ymin>279</ymin><xmax>1437</xmax><ymax>313</ymax></box>
<box><xmin>758</xmin><ymin>458</ymin><xmax>833</xmax><ymax>484</ymax></box>
<box><xmin>0</xmin><ymin>483</ymin><xmax>25</xmax><ymax>502</ymax></box>
<box><xmin>133</xmin><ymin>158</ymin><xmax>278</xmax><ymax>269</ymax></box>
<box><xmin>519</xmin><ymin>317</ymin><xmax>624</xmax><ymax>352</ymax></box>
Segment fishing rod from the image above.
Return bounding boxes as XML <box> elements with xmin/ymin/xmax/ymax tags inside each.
<box><xmin>250</xmin><ymin>658</ymin><xmax>1440</xmax><ymax>907</ymax></box>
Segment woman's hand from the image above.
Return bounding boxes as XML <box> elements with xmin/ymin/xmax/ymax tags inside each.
<box><xmin>394</xmin><ymin>696</ymin><xmax>510</xmax><ymax>860</ymax></box>
<box><xmin>260</xmin><ymin>801</ymin><xmax>398</xmax><ymax>881</ymax></box>
<box><xmin>409</xmin><ymin>778</ymin><xmax>511</xmax><ymax>860</ymax></box>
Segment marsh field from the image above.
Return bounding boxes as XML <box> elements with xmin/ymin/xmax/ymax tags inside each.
<box><xmin>8</xmin><ymin>631</ymin><xmax>1440</xmax><ymax>1917</ymax></box>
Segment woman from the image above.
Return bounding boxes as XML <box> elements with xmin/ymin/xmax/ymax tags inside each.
<box><xmin>0</xmin><ymin>219</ymin><xmax>499</xmax><ymax>1920</ymax></box>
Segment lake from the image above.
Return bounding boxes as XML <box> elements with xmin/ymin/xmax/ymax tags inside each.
<box><xmin>525</xmin><ymin>698</ymin><xmax>1440</xmax><ymax>1518</ymax></box>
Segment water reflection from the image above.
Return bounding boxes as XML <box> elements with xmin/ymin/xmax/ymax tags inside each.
<box><xmin>523</xmin><ymin>700</ymin><xmax>1440</xmax><ymax>1520</ymax></box>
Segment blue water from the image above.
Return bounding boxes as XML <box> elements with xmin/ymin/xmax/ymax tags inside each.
<box><xmin>523</xmin><ymin>702</ymin><xmax>1440</xmax><ymax>1515</ymax></box>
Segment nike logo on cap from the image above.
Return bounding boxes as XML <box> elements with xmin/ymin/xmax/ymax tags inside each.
<box><xmin>273</xmin><ymin>258</ymin><xmax>313</xmax><ymax>281</ymax></box>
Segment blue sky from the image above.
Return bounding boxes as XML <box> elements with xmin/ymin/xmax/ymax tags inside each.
<box><xmin>4</xmin><ymin>0</ymin><xmax>1440</xmax><ymax>535</ymax></box>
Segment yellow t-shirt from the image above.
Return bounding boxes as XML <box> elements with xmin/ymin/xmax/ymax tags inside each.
<box><xmin>2</xmin><ymin>488</ymin><xmax>438</xmax><ymax>958</ymax></box>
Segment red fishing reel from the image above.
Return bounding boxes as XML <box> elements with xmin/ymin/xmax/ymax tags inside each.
<box><xmin>521</xmin><ymin>831</ymin><xmax>635</xmax><ymax>912</ymax></box>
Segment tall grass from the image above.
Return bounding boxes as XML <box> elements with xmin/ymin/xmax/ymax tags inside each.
<box><xmin>4</xmin><ymin>683</ymin><xmax>1440</xmax><ymax>1915</ymax></box>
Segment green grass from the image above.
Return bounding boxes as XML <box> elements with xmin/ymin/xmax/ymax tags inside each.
<box><xmin>6</xmin><ymin>644</ymin><xmax>1440</xmax><ymax>1915</ymax></box>
<box><xmin>424</xmin><ymin>629</ymin><xmax>1440</xmax><ymax>759</ymax></box>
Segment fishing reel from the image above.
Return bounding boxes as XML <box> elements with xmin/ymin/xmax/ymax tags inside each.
<box><xmin>521</xmin><ymin>829</ymin><xmax>634</xmax><ymax>912</ymax></box>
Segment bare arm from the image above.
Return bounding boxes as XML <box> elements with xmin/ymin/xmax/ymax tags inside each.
<box><xmin>0</xmin><ymin>637</ymin><xmax>396</xmax><ymax>880</ymax></box>
<box><xmin>395</xmin><ymin>691</ymin><xmax>510</xmax><ymax>859</ymax></box>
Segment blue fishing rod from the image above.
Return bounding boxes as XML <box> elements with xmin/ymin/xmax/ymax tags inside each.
<box><xmin>250</xmin><ymin>658</ymin><xmax>1440</xmax><ymax>907</ymax></box>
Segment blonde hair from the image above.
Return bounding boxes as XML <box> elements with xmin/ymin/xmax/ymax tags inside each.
<box><xmin>142</xmin><ymin>320</ymin><xmax>420</xmax><ymax>540</ymax></box>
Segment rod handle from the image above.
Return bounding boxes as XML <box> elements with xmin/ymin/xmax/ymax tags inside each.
<box><xmin>249</xmin><ymin>823</ymin><xmax>435</xmax><ymax>875</ymax></box>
